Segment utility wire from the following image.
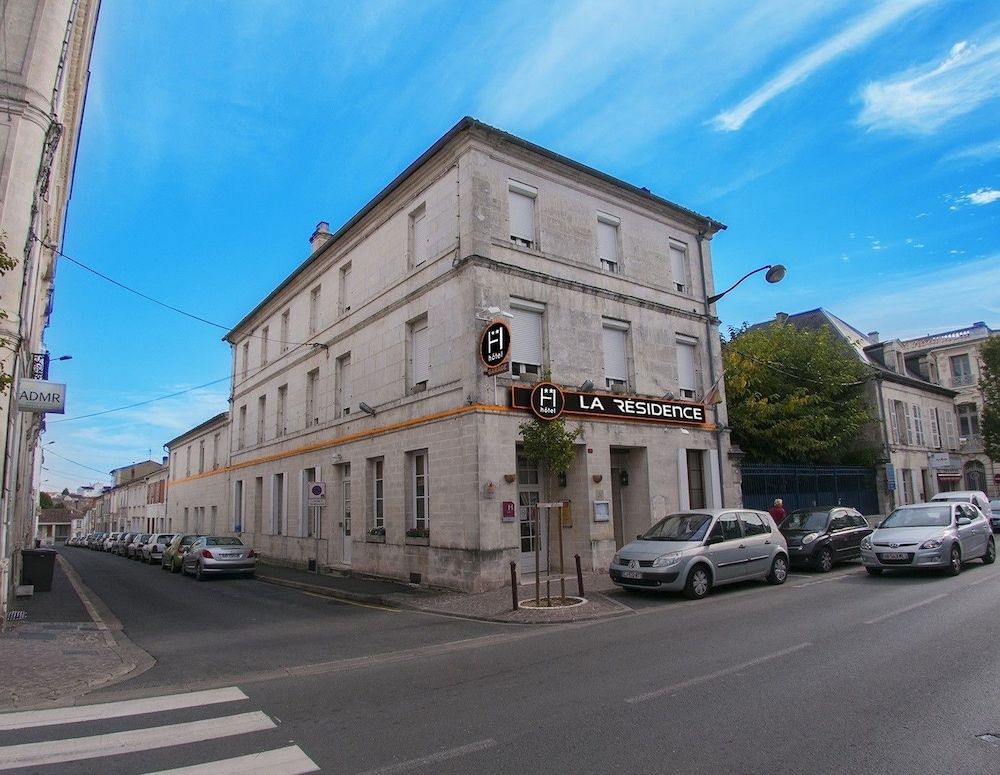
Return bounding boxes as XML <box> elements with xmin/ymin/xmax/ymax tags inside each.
<box><xmin>48</xmin><ymin>376</ymin><xmax>232</xmax><ymax>423</ymax></box>
<box><xmin>723</xmin><ymin>344</ymin><xmax>876</xmax><ymax>388</ymax></box>
<box><xmin>43</xmin><ymin>448</ymin><xmax>114</xmax><ymax>477</ymax></box>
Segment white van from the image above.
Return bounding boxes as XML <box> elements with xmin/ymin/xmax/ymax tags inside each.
<box><xmin>930</xmin><ymin>490</ymin><xmax>996</xmax><ymax>531</ymax></box>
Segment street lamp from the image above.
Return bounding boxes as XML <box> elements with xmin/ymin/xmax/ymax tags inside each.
<box><xmin>707</xmin><ymin>264</ymin><xmax>786</xmax><ymax>305</ymax></box>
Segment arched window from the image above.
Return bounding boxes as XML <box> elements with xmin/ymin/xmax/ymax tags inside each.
<box><xmin>964</xmin><ymin>460</ymin><xmax>986</xmax><ymax>492</ymax></box>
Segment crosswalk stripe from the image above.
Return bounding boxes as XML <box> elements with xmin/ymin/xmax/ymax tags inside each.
<box><xmin>0</xmin><ymin>686</ymin><xmax>248</xmax><ymax>731</ymax></box>
<box><xmin>143</xmin><ymin>744</ymin><xmax>320</xmax><ymax>774</ymax></box>
<box><xmin>0</xmin><ymin>711</ymin><xmax>274</xmax><ymax>771</ymax></box>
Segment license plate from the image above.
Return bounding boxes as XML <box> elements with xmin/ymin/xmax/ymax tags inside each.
<box><xmin>880</xmin><ymin>552</ymin><xmax>907</xmax><ymax>560</ymax></box>
<box><xmin>220</xmin><ymin>553</ymin><xmax>239</xmax><ymax>559</ymax></box>
<box><xmin>622</xmin><ymin>570</ymin><xmax>643</xmax><ymax>579</ymax></box>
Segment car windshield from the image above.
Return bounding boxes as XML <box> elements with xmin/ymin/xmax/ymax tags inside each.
<box><xmin>206</xmin><ymin>537</ymin><xmax>243</xmax><ymax>546</ymax></box>
<box><xmin>782</xmin><ymin>510</ymin><xmax>829</xmax><ymax>531</ymax></box>
<box><xmin>881</xmin><ymin>506</ymin><xmax>952</xmax><ymax>528</ymax></box>
<box><xmin>641</xmin><ymin>513</ymin><xmax>711</xmax><ymax>542</ymax></box>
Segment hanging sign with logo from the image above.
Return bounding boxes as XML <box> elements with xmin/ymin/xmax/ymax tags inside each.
<box><xmin>479</xmin><ymin>320</ymin><xmax>512</xmax><ymax>376</ymax></box>
<box><xmin>16</xmin><ymin>378</ymin><xmax>66</xmax><ymax>413</ymax></box>
<box><xmin>512</xmin><ymin>383</ymin><xmax>708</xmax><ymax>426</ymax></box>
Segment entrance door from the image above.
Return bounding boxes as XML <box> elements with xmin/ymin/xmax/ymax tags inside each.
<box><xmin>518</xmin><ymin>455</ymin><xmax>546</xmax><ymax>573</ymax></box>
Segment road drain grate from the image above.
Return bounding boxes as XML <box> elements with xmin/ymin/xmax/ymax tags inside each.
<box><xmin>5</xmin><ymin>610</ymin><xmax>27</xmax><ymax>621</ymax></box>
<box><xmin>976</xmin><ymin>734</ymin><xmax>1000</xmax><ymax>745</ymax></box>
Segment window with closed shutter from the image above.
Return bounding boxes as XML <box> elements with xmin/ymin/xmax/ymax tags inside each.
<box><xmin>597</xmin><ymin>214</ymin><xmax>619</xmax><ymax>273</ymax></box>
<box><xmin>508</xmin><ymin>181</ymin><xmax>536</xmax><ymax>247</ymax></box>
<box><xmin>411</xmin><ymin>205</ymin><xmax>429</xmax><ymax>266</ymax></box>
<box><xmin>670</xmin><ymin>243</ymin><xmax>688</xmax><ymax>293</ymax></box>
<box><xmin>602</xmin><ymin>319</ymin><xmax>628</xmax><ymax>388</ymax></box>
<box><xmin>412</xmin><ymin>319</ymin><xmax>429</xmax><ymax>386</ymax></box>
<box><xmin>511</xmin><ymin>303</ymin><xmax>543</xmax><ymax>375</ymax></box>
<box><xmin>677</xmin><ymin>338</ymin><xmax>697</xmax><ymax>398</ymax></box>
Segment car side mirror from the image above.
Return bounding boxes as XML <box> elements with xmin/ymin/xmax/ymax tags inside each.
<box><xmin>957</xmin><ymin>517</ymin><xmax>972</xmax><ymax>526</ymax></box>
<box><xmin>637</xmin><ymin>534</ymin><xmax>644</xmax><ymax>540</ymax></box>
<box><xmin>706</xmin><ymin>535</ymin><xmax>724</xmax><ymax>546</ymax></box>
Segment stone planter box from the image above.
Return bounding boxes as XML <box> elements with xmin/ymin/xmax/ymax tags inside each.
<box><xmin>366</xmin><ymin>534</ymin><xmax>386</xmax><ymax>544</ymax></box>
<box><xmin>405</xmin><ymin>536</ymin><xmax>430</xmax><ymax>546</ymax></box>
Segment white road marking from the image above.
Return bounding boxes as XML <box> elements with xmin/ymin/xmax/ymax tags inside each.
<box><xmin>0</xmin><ymin>686</ymin><xmax>248</xmax><ymax>731</ymax></box>
<box><xmin>0</xmin><ymin>711</ymin><xmax>274</xmax><ymax>771</ymax></box>
<box><xmin>625</xmin><ymin>642</ymin><xmax>812</xmax><ymax>704</ymax></box>
<box><xmin>144</xmin><ymin>745</ymin><xmax>319</xmax><ymax>774</ymax></box>
<box><xmin>354</xmin><ymin>739</ymin><xmax>497</xmax><ymax>775</ymax></box>
<box><xmin>864</xmin><ymin>593</ymin><xmax>948</xmax><ymax>625</ymax></box>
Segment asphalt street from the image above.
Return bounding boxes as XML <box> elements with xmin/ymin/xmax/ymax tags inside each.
<box><xmin>5</xmin><ymin>550</ymin><xmax>1000</xmax><ymax>774</ymax></box>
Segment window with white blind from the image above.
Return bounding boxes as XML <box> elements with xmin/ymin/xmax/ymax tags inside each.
<box><xmin>508</xmin><ymin>180</ymin><xmax>537</xmax><ymax>248</ymax></box>
<box><xmin>336</xmin><ymin>354</ymin><xmax>352</xmax><ymax>417</ymax></box>
<box><xmin>676</xmin><ymin>336</ymin><xmax>698</xmax><ymax>399</ymax></box>
<box><xmin>276</xmin><ymin>384</ymin><xmax>287</xmax><ymax>437</ymax></box>
<box><xmin>280</xmin><ymin>310</ymin><xmax>290</xmax><ymax>354</ymax></box>
<box><xmin>602</xmin><ymin>318</ymin><xmax>629</xmax><ymax>389</ymax></box>
<box><xmin>410</xmin><ymin>204</ymin><xmax>429</xmax><ymax>267</ymax></box>
<box><xmin>669</xmin><ymin>242</ymin><xmax>688</xmax><ymax>293</ymax></box>
<box><xmin>339</xmin><ymin>262</ymin><xmax>353</xmax><ymax>314</ymax></box>
<box><xmin>409</xmin><ymin>316</ymin><xmax>429</xmax><ymax>390</ymax></box>
<box><xmin>309</xmin><ymin>285</ymin><xmax>321</xmax><ymax>334</ymax></box>
<box><xmin>597</xmin><ymin>213</ymin><xmax>620</xmax><ymax>273</ymax></box>
<box><xmin>510</xmin><ymin>299</ymin><xmax>544</xmax><ymax>377</ymax></box>
<box><xmin>306</xmin><ymin>368</ymin><xmax>319</xmax><ymax>427</ymax></box>
<box><xmin>241</xmin><ymin>342</ymin><xmax>250</xmax><ymax>379</ymax></box>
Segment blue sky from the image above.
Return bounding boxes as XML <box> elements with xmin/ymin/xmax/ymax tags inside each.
<box><xmin>42</xmin><ymin>0</ymin><xmax>999</xmax><ymax>492</ymax></box>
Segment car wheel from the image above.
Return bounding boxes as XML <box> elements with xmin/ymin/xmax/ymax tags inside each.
<box><xmin>865</xmin><ymin>567</ymin><xmax>883</xmax><ymax>576</ymax></box>
<box><xmin>161</xmin><ymin>558</ymin><xmax>169</xmax><ymax>570</ymax></box>
<box><xmin>683</xmin><ymin>565</ymin><xmax>711</xmax><ymax>600</ymax></box>
<box><xmin>196</xmin><ymin>563</ymin><xmax>206</xmax><ymax>581</ymax></box>
<box><xmin>815</xmin><ymin>547</ymin><xmax>834</xmax><ymax>573</ymax></box>
<box><xmin>171</xmin><ymin>557</ymin><xmax>181</xmax><ymax>573</ymax></box>
<box><xmin>983</xmin><ymin>537</ymin><xmax>996</xmax><ymax>565</ymax></box>
<box><xmin>947</xmin><ymin>544</ymin><xmax>962</xmax><ymax>576</ymax></box>
<box><xmin>767</xmin><ymin>555</ymin><xmax>788</xmax><ymax>585</ymax></box>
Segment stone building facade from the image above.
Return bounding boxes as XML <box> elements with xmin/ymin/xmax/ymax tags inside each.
<box><xmin>164</xmin><ymin>413</ymin><xmax>229</xmax><ymax>535</ymax></box>
<box><xmin>192</xmin><ymin>118</ymin><xmax>734</xmax><ymax>592</ymax></box>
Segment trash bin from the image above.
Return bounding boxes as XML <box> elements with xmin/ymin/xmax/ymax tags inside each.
<box><xmin>21</xmin><ymin>547</ymin><xmax>57</xmax><ymax>592</ymax></box>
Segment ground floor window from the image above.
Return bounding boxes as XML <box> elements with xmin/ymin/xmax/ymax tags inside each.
<box><xmin>408</xmin><ymin>450</ymin><xmax>429</xmax><ymax>534</ymax></box>
<box><xmin>965</xmin><ymin>460</ymin><xmax>986</xmax><ymax>492</ymax></box>
<box><xmin>686</xmin><ymin>449</ymin><xmax>706</xmax><ymax>509</ymax></box>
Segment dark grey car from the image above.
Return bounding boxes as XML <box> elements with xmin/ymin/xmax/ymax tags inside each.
<box><xmin>780</xmin><ymin>507</ymin><xmax>872</xmax><ymax>571</ymax></box>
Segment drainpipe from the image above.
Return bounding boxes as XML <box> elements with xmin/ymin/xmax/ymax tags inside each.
<box><xmin>696</xmin><ymin>229</ymin><xmax>726</xmax><ymax>507</ymax></box>
<box><xmin>873</xmin><ymin>375</ymin><xmax>896</xmax><ymax>512</ymax></box>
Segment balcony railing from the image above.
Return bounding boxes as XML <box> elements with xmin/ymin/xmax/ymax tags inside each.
<box><xmin>951</xmin><ymin>374</ymin><xmax>974</xmax><ymax>387</ymax></box>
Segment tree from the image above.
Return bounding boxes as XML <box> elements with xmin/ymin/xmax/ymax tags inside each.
<box><xmin>39</xmin><ymin>492</ymin><xmax>54</xmax><ymax>509</ymax></box>
<box><xmin>0</xmin><ymin>232</ymin><xmax>18</xmax><ymax>394</ymax></box>
<box><xmin>722</xmin><ymin>322</ymin><xmax>879</xmax><ymax>465</ymax></box>
<box><xmin>518</xmin><ymin>416</ymin><xmax>582</xmax><ymax>479</ymax></box>
<box><xmin>979</xmin><ymin>336</ymin><xmax>1000</xmax><ymax>463</ymax></box>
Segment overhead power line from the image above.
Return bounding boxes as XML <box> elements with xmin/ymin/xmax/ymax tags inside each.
<box><xmin>48</xmin><ymin>376</ymin><xmax>232</xmax><ymax>423</ymax></box>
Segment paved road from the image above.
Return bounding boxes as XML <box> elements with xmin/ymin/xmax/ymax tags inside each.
<box><xmin>5</xmin><ymin>553</ymin><xmax>1000</xmax><ymax>773</ymax></box>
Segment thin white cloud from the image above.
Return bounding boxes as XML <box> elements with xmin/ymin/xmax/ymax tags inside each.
<box><xmin>965</xmin><ymin>188</ymin><xmax>1000</xmax><ymax>205</ymax></box>
<box><xmin>858</xmin><ymin>36</ymin><xmax>1000</xmax><ymax>134</ymax></box>
<box><xmin>711</xmin><ymin>0</ymin><xmax>934</xmax><ymax>131</ymax></box>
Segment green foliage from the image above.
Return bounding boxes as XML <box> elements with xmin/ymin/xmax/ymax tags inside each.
<box><xmin>0</xmin><ymin>232</ymin><xmax>16</xmax><ymax>395</ymax></box>
<box><xmin>979</xmin><ymin>336</ymin><xmax>1000</xmax><ymax>462</ymax></box>
<box><xmin>518</xmin><ymin>416</ymin><xmax>583</xmax><ymax>475</ymax></box>
<box><xmin>722</xmin><ymin>322</ymin><xmax>878</xmax><ymax>465</ymax></box>
<box><xmin>39</xmin><ymin>491</ymin><xmax>54</xmax><ymax>509</ymax></box>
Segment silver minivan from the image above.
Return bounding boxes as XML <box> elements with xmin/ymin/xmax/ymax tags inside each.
<box><xmin>610</xmin><ymin>509</ymin><xmax>789</xmax><ymax>599</ymax></box>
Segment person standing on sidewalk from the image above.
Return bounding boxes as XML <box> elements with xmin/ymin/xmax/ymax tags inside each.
<box><xmin>769</xmin><ymin>498</ymin><xmax>787</xmax><ymax>525</ymax></box>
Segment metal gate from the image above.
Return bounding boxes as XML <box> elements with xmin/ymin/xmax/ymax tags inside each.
<box><xmin>741</xmin><ymin>465</ymin><xmax>879</xmax><ymax>516</ymax></box>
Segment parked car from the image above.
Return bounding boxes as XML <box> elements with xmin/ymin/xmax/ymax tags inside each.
<box><xmin>992</xmin><ymin>498</ymin><xmax>1000</xmax><ymax>526</ymax></box>
<box><xmin>930</xmin><ymin>490</ymin><xmax>995</xmax><ymax>531</ymax></box>
<box><xmin>609</xmin><ymin>509</ymin><xmax>789</xmax><ymax>599</ymax></box>
<box><xmin>780</xmin><ymin>506</ymin><xmax>872</xmax><ymax>571</ymax></box>
<box><xmin>88</xmin><ymin>532</ymin><xmax>106</xmax><ymax>549</ymax></box>
<box><xmin>181</xmin><ymin>535</ymin><xmax>257</xmax><ymax>580</ymax></box>
<box><xmin>860</xmin><ymin>501</ymin><xmax>994</xmax><ymax>576</ymax></box>
<box><xmin>140</xmin><ymin>533</ymin><xmax>175</xmax><ymax>565</ymax></box>
<box><xmin>127</xmin><ymin>533</ymin><xmax>151</xmax><ymax>559</ymax></box>
<box><xmin>103</xmin><ymin>532</ymin><xmax>121</xmax><ymax>552</ymax></box>
<box><xmin>113</xmin><ymin>532</ymin><xmax>136</xmax><ymax>556</ymax></box>
<box><xmin>162</xmin><ymin>533</ymin><xmax>205</xmax><ymax>573</ymax></box>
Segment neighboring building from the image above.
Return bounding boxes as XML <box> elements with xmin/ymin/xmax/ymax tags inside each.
<box><xmin>892</xmin><ymin>322</ymin><xmax>998</xmax><ymax>496</ymax></box>
<box><xmin>164</xmin><ymin>413</ymin><xmax>229</xmax><ymax>535</ymax></box>
<box><xmin>144</xmin><ymin>463</ymin><xmax>169</xmax><ymax>533</ymax></box>
<box><xmin>0</xmin><ymin>0</ymin><xmax>101</xmax><ymax>620</ymax></box>
<box><xmin>36</xmin><ymin>507</ymin><xmax>73</xmax><ymax>544</ymax></box>
<box><xmin>107</xmin><ymin>461</ymin><xmax>164</xmax><ymax>532</ymax></box>
<box><xmin>195</xmin><ymin>117</ymin><xmax>732</xmax><ymax>592</ymax></box>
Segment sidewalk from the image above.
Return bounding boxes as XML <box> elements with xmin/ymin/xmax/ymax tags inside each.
<box><xmin>1</xmin><ymin>551</ymin><xmax>628</xmax><ymax>711</ymax></box>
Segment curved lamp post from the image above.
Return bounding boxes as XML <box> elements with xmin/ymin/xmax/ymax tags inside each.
<box><xmin>707</xmin><ymin>264</ymin><xmax>786</xmax><ymax>305</ymax></box>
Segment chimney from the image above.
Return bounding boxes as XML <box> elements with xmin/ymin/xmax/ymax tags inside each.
<box><xmin>867</xmin><ymin>331</ymin><xmax>880</xmax><ymax>343</ymax></box>
<box><xmin>309</xmin><ymin>221</ymin><xmax>332</xmax><ymax>252</ymax></box>
<box><xmin>775</xmin><ymin>312</ymin><xmax>788</xmax><ymax>324</ymax></box>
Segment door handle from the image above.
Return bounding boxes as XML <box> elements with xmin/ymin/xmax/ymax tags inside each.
<box><xmin>764</xmin><ymin>539</ymin><xmax>771</xmax><ymax>544</ymax></box>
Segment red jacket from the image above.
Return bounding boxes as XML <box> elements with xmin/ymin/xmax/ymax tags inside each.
<box><xmin>769</xmin><ymin>506</ymin><xmax>786</xmax><ymax>524</ymax></box>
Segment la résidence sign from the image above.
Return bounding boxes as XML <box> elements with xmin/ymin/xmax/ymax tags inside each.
<box><xmin>511</xmin><ymin>382</ymin><xmax>708</xmax><ymax>427</ymax></box>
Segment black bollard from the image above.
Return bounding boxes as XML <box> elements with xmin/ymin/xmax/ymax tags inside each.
<box><xmin>575</xmin><ymin>553</ymin><xmax>584</xmax><ymax>597</ymax></box>
<box><xmin>510</xmin><ymin>561</ymin><xmax>518</xmax><ymax>611</ymax></box>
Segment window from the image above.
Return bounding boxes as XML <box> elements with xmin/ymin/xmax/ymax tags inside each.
<box><xmin>280</xmin><ymin>310</ymin><xmax>290</xmax><ymax>354</ymax></box>
<box><xmin>943</xmin><ymin>407</ymin><xmax>959</xmax><ymax>449</ymax></box>
<box><xmin>272</xmin><ymin>473</ymin><xmax>285</xmax><ymax>535</ymax></box>
<box><xmin>342</xmin><ymin>463</ymin><xmax>352</xmax><ymax>542</ymax></box>
<box><xmin>411</xmin><ymin>450</ymin><xmax>429</xmax><ymax>532</ymax></box>
<box><xmin>257</xmin><ymin>395</ymin><xmax>267</xmax><ymax>444</ymax></box>
<box><xmin>602</xmin><ymin>318</ymin><xmax>629</xmax><ymax>390</ymax></box>
<box><xmin>669</xmin><ymin>241</ymin><xmax>688</xmax><ymax>293</ymax></box>
<box><xmin>336</xmin><ymin>353</ymin><xmax>352</xmax><ymax>417</ymax></box>
<box><xmin>371</xmin><ymin>458</ymin><xmax>384</xmax><ymax>530</ymax></box>
<box><xmin>241</xmin><ymin>341</ymin><xmax>250</xmax><ymax>379</ymax></box>
<box><xmin>958</xmin><ymin>403</ymin><xmax>980</xmax><ymax>437</ymax></box>
<box><xmin>410</xmin><ymin>203</ymin><xmax>429</xmax><ymax>267</ymax></box>
<box><xmin>212</xmin><ymin>433</ymin><xmax>220</xmax><ymax>469</ymax></box>
<box><xmin>929</xmin><ymin>407</ymin><xmax>941</xmax><ymax>449</ymax></box>
<box><xmin>950</xmin><ymin>354</ymin><xmax>973</xmax><ymax>387</ymax></box>
<box><xmin>253</xmin><ymin>477</ymin><xmax>263</xmax><ymax>534</ymax></box>
<box><xmin>302</xmin><ymin>467</ymin><xmax>318</xmax><ymax>537</ymax></box>
<box><xmin>339</xmin><ymin>262</ymin><xmax>353</xmax><ymax>314</ymax></box>
<box><xmin>306</xmin><ymin>368</ymin><xmax>319</xmax><ymax>427</ymax></box>
<box><xmin>676</xmin><ymin>336</ymin><xmax>698</xmax><ymax>399</ymax></box>
<box><xmin>597</xmin><ymin>213</ymin><xmax>620</xmax><ymax>273</ymax></box>
<box><xmin>211</xmin><ymin>505</ymin><xmax>217</xmax><ymax>533</ymax></box>
<box><xmin>233</xmin><ymin>480</ymin><xmax>243</xmax><ymax>532</ymax></box>
<box><xmin>185</xmin><ymin>447</ymin><xmax>191</xmax><ymax>477</ymax></box>
<box><xmin>741</xmin><ymin>512</ymin><xmax>769</xmax><ymax>536</ymax></box>
<box><xmin>198</xmin><ymin>440</ymin><xmax>205</xmax><ymax>474</ymax></box>
<box><xmin>409</xmin><ymin>315</ymin><xmax>429</xmax><ymax>391</ymax></box>
<box><xmin>686</xmin><ymin>449</ymin><xmax>706</xmax><ymax>509</ymax></box>
<box><xmin>508</xmin><ymin>180</ymin><xmax>537</xmax><ymax>248</ymax></box>
<box><xmin>510</xmin><ymin>299</ymin><xmax>544</xmax><ymax>377</ymax></box>
<box><xmin>912</xmin><ymin>404</ymin><xmax>925</xmax><ymax>446</ymax></box>
<box><xmin>238</xmin><ymin>405</ymin><xmax>247</xmax><ymax>450</ymax></box>
<box><xmin>889</xmin><ymin>400</ymin><xmax>909</xmax><ymax>445</ymax></box>
<box><xmin>277</xmin><ymin>384</ymin><xmax>287</xmax><ymax>437</ymax></box>
<box><xmin>711</xmin><ymin>512</ymin><xmax>742</xmax><ymax>542</ymax></box>
<box><xmin>309</xmin><ymin>285</ymin><xmax>321</xmax><ymax>335</ymax></box>
<box><xmin>261</xmin><ymin>326</ymin><xmax>269</xmax><ymax>366</ymax></box>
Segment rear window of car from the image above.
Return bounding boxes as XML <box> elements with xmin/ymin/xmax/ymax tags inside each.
<box><xmin>206</xmin><ymin>537</ymin><xmax>244</xmax><ymax>546</ymax></box>
<box><xmin>159</xmin><ymin>534</ymin><xmax>174</xmax><ymax>543</ymax></box>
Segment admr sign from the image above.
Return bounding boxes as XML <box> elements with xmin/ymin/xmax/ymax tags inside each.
<box><xmin>16</xmin><ymin>378</ymin><xmax>67</xmax><ymax>414</ymax></box>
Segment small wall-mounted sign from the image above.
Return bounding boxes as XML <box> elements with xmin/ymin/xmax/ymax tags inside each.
<box><xmin>16</xmin><ymin>379</ymin><xmax>66</xmax><ymax>414</ymax></box>
<box><xmin>594</xmin><ymin>500</ymin><xmax>610</xmax><ymax>522</ymax></box>
<box><xmin>308</xmin><ymin>482</ymin><xmax>327</xmax><ymax>507</ymax></box>
<box><xmin>502</xmin><ymin>500</ymin><xmax>516</xmax><ymax>522</ymax></box>
<box><xmin>480</xmin><ymin>320</ymin><xmax>512</xmax><ymax>373</ymax></box>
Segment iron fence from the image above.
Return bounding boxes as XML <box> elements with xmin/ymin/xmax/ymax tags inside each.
<box><xmin>741</xmin><ymin>464</ymin><xmax>879</xmax><ymax>516</ymax></box>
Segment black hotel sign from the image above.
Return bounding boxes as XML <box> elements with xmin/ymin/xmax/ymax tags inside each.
<box><xmin>512</xmin><ymin>383</ymin><xmax>708</xmax><ymax>426</ymax></box>
<box><xmin>479</xmin><ymin>320</ymin><xmax>512</xmax><ymax>376</ymax></box>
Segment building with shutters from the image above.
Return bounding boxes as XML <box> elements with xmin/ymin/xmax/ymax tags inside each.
<box><xmin>172</xmin><ymin>118</ymin><xmax>736</xmax><ymax>592</ymax></box>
